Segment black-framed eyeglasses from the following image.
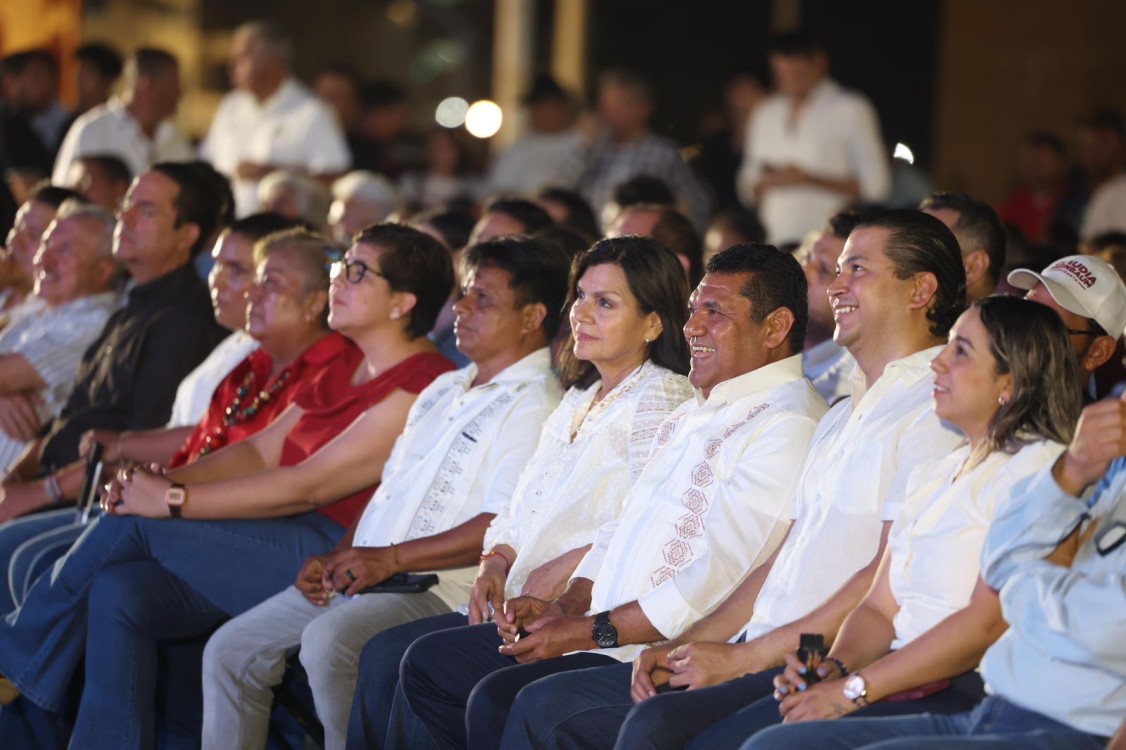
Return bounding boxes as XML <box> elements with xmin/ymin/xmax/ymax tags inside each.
<box><xmin>330</xmin><ymin>259</ymin><xmax>384</xmax><ymax>284</ymax></box>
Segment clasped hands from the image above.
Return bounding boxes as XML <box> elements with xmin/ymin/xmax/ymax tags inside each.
<box><xmin>99</xmin><ymin>463</ymin><xmax>171</xmax><ymax>518</ymax></box>
<box><xmin>295</xmin><ymin>546</ymin><xmax>400</xmax><ymax>604</ymax></box>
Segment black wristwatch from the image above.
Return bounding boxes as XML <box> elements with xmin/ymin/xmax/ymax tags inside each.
<box><xmin>592</xmin><ymin>610</ymin><xmax>619</xmax><ymax>648</ymax></box>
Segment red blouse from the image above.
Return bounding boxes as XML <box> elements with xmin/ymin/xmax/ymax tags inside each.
<box><xmin>279</xmin><ymin>348</ymin><xmax>454</xmax><ymax>527</ymax></box>
<box><xmin>169</xmin><ymin>333</ymin><xmax>355</xmax><ymax>468</ymax></box>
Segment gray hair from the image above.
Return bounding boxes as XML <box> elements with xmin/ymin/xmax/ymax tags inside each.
<box><xmin>55</xmin><ymin>200</ymin><xmax>115</xmax><ymax>259</ymax></box>
<box><xmin>258</xmin><ymin>170</ymin><xmax>331</xmax><ymax>229</ymax></box>
<box><xmin>235</xmin><ymin>20</ymin><xmax>294</xmax><ymax>70</ymax></box>
<box><xmin>331</xmin><ymin>171</ymin><xmax>401</xmax><ymax>221</ymax></box>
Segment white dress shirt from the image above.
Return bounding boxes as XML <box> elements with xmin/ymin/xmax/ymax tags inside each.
<box><xmin>483</xmin><ymin>361</ymin><xmax>693</xmax><ymax>599</ymax></box>
<box><xmin>978</xmin><ymin>455</ymin><xmax>1126</xmax><ymax>737</ymax></box>
<box><xmin>0</xmin><ymin>292</ymin><xmax>119</xmax><ymax>473</ymax></box>
<box><xmin>52</xmin><ymin>98</ymin><xmax>194</xmax><ymax>185</ymax></box>
<box><xmin>351</xmin><ymin>349</ymin><xmax>561</xmax><ymax>609</ymax></box>
<box><xmin>738</xmin><ymin>78</ymin><xmax>890</xmax><ymax>244</ymax></box>
<box><xmin>887</xmin><ymin>439</ymin><xmax>1063</xmax><ymax>649</ymax></box>
<box><xmin>200</xmin><ymin>79</ymin><xmax>351</xmax><ymax>216</ymax></box>
<box><xmin>802</xmin><ymin>338</ymin><xmax>854</xmax><ymax>405</ymax></box>
<box><xmin>166</xmin><ymin>330</ymin><xmax>259</xmax><ymax>428</ymax></box>
<box><xmin>576</xmin><ymin>355</ymin><xmax>828</xmax><ymax>662</ymax></box>
<box><xmin>740</xmin><ymin>346</ymin><xmax>963</xmax><ymax>641</ymax></box>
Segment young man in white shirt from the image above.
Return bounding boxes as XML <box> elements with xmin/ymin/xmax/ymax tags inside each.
<box><xmin>198</xmin><ymin>237</ymin><xmax>570</xmax><ymax>750</ymax></box>
<box><xmin>505</xmin><ymin>209</ymin><xmax>967</xmax><ymax>749</ymax></box>
<box><xmin>52</xmin><ymin>48</ymin><xmax>193</xmax><ymax>186</ymax></box>
<box><xmin>737</xmin><ymin>31</ymin><xmax>890</xmax><ymax>245</ymax></box>
<box><xmin>395</xmin><ymin>243</ymin><xmax>829</xmax><ymax>749</ymax></box>
<box><xmin>200</xmin><ymin>21</ymin><xmax>351</xmax><ymax>217</ymax></box>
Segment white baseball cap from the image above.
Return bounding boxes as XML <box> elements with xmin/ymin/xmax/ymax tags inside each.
<box><xmin>1008</xmin><ymin>255</ymin><xmax>1126</xmax><ymax>337</ymax></box>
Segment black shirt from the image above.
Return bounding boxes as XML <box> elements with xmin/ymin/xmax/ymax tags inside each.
<box><xmin>39</xmin><ymin>263</ymin><xmax>227</xmax><ymax>471</ymax></box>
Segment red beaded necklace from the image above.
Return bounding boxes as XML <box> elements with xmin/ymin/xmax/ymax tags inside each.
<box><xmin>198</xmin><ymin>367</ymin><xmax>293</xmax><ymax>456</ymax></box>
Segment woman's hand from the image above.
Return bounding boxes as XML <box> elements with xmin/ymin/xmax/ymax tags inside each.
<box><xmin>777</xmin><ymin>678</ymin><xmax>856</xmax><ymax>723</ymax></box>
<box><xmin>113</xmin><ymin>466</ymin><xmax>172</xmax><ymax>518</ymax></box>
<box><xmin>468</xmin><ymin>555</ymin><xmax>507</xmax><ymax>625</ymax></box>
<box><xmin>773</xmin><ymin>649</ymin><xmax>844</xmax><ymax>698</ymax></box>
<box><xmin>80</xmin><ymin>428</ymin><xmax>122</xmax><ymax>463</ymax></box>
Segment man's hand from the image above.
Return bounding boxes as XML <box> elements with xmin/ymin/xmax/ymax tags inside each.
<box><xmin>497</xmin><ymin>614</ymin><xmax>593</xmax><ymax>664</ymax></box>
<box><xmin>469</xmin><ymin>555</ymin><xmax>507</xmax><ymax>625</ymax></box>
<box><xmin>0</xmin><ymin>393</ymin><xmax>43</xmax><ymax>442</ymax></box>
<box><xmin>520</xmin><ymin>552</ymin><xmax>577</xmax><ymax>602</ymax></box>
<box><xmin>322</xmin><ymin>546</ymin><xmax>398</xmax><ymax>597</ymax></box>
<box><xmin>1053</xmin><ymin>397</ymin><xmax>1126</xmax><ymax>496</ymax></box>
<box><xmin>235</xmin><ymin>162</ymin><xmax>273</xmax><ymax>181</ymax></box>
<box><xmin>666</xmin><ymin>641</ymin><xmax>759</xmax><ymax>691</ymax></box>
<box><xmin>497</xmin><ymin>595</ymin><xmax>561</xmax><ymax>643</ymax></box>
<box><xmin>777</xmin><ymin>678</ymin><xmax>856</xmax><ymax>723</ymax></box>
<box><xmin>631</xmin><ymin>644</ymin><xmax>676</xmax><ymax>703</ymax></box>
<box><xmin>295</xmin><ymin>555</ymin><xmax>333</xmax><ymax>606</ymax></box>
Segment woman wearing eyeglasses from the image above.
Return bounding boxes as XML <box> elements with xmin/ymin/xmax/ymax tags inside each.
<box><xmin>0</xmin><ymin>224</ymin><xmax>455</xmax><ymax>748</ymax></box>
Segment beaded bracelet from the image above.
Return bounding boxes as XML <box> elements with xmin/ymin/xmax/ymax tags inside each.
<box><xmin>825</xmin><ymin>656</ymin><xmax>849</xmax><ymax>677</ymax></box>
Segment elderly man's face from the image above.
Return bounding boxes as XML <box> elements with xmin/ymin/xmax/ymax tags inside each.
<box><xmin>34</xmin><ymin>216</ymin><xmax>111</xmax><ymax>307</ymax></box>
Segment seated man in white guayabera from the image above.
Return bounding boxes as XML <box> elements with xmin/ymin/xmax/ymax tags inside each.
<box><xmin>394</xmin><ymin>243</ymin><xmax>829</xmax><ymax>749</ymax></box>
<box><xmin>199</xmin><ymin>237</ymin><xmax>570</xmax><ymax>750</ymax></box>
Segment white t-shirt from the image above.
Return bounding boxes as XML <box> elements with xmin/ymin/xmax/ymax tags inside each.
<box><xmin>166</xmin><ymin>330</ymin><xmax>259</xmax><ymax>428</ymax></box>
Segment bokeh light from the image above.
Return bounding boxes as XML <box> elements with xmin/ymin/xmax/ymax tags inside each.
<box><xmin>465</xmin><ymin>100</ymin><xmax>503</xmax><ymax>138</ymax></box>
<box><xmin>435</xmin><ymin>97</ymin><xmax>469</xmax><ymax>128</ymax></box>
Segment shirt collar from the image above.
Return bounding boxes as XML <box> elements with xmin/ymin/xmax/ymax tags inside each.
<box><xmin>460</xmin><ymin>347</ymin><xmax>554</xmax><ymax>390</ymax></box>
<box><xmin>850</xmin><ymin>345</ymin><xmax>942</xmax><ymax>402</ymax></box>
<box><xmin>695</xmin><ymin>353</ymin><xmax>806</xmax><ymax>406</ymax></box>
<box><xmin>258</xmin><ymin>78</ymin><xmax>301</xmax><ymax>113</ymax></box>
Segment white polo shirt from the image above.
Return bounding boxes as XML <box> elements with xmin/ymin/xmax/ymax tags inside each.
<box><xmin>576</xmin><ymin>354</ymin><xmax>828</xmax><ymax>662</ymax></box>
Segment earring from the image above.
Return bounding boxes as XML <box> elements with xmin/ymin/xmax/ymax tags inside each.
<box><xmin>305</xmin><ymin>313</ymin><xmax>312</xmax><ymax>322</ymax></box>
<box><xmin>998</xmin><ymin>396</ymin><xmax>1007</xmax><ymax>407</ymax></box>
<box><xmin>391</xmin><ymin>311</ymin><xmax>401</xmax><ymax>321</ymax></box>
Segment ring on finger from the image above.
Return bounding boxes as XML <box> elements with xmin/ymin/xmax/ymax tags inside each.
<box><xmin>344</xmin><ymin>569</ymin><xmax>356</xmax><ymax>582</ymax></box>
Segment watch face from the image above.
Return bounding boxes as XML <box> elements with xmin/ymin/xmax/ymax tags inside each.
<box><xmin>166</xmin><ymin>487</ymin><xmax>186</xmax><ymax>507</ymax></box>
<box><xmin>843</xmin><ymin>674</ymin><xmax>866</xmax><ymax>701</ymax></box>
<box><xmin>592</xmin><ymin>620</ymin><xmax>618</xmax><ymax>648</ymax></box>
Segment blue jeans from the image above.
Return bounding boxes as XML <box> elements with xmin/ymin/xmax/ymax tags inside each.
<box><xmin>345</xmin><ymin>611</ymin><xmax>468</xmax><ymax>750</ymax></box>
<box><xmin>398</xmin><ymin>621</ymin><xmax>617</xmax><ymax>749</ymax></box>
<box><xmin>0</xmin><ymin>508</ymin><xmax>84</xmax><ymax>615</ymax></box>
<box><xmin>499</xmin><ymin>662</ymin><xmax>782</xmax><ymax>750</ymax></box>
<box><xmin>0</xmin><ymin>511</ymin><xmax>343</xmax><ymax>746</ymax></box>
<box><xmin>742</xmin><ymin>695</ymin><xmax>1109</xmax><ymax>749</ymax></box>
